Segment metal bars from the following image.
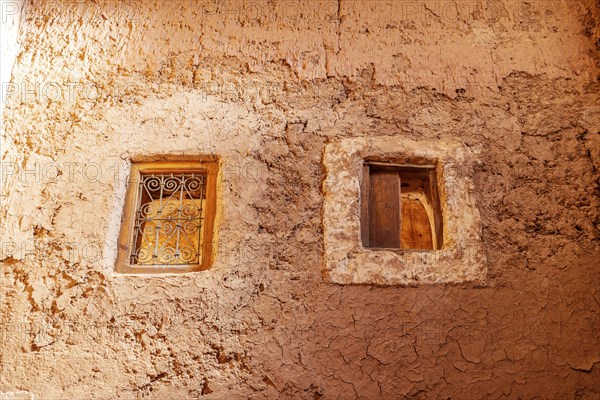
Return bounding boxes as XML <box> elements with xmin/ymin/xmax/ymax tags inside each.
<box><xmin>130</xmin><ymin>173</ymin><xmax>206</xmax><ymax>265</ymax></box>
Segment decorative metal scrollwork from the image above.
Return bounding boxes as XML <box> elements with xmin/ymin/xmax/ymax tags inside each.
<box><xmin>130</xmin><ymin>173</ymin><xmax>206</xmax><ymax>265</ymax></box>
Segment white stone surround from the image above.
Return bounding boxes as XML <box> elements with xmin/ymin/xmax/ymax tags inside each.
<box><xmin>322</xmin><ymin>136</ymin><xmax>487</xmax><ymax>285</ymax></box>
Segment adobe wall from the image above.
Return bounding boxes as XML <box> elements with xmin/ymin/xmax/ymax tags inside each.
<box><xmin>1</xmin><ymin>1</ymin><xmax>599</xmax><ymax>398</ymax></box>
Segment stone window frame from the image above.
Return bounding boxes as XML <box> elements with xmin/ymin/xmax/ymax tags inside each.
<box><xmin>322</xmin><ymin>137</ymin><xmax>487</xmax><ymax>285</ymax></box>
<box><xmin>115</xmin><ymin>157</ymin><xmax>219</xmax><ymax>274</ymax></box>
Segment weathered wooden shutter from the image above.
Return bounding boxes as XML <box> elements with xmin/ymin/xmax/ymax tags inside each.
<box><xmin>366</xmin><ymin>169</ymin><xmax>401</xmax><ymax>248</ymax></box>
<box><xmin>400</xmin><ymin>197</ymin><xmax>434</xmax><ymax>250</ymax></box>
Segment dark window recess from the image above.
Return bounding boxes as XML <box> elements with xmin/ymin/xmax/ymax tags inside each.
<box><xmin>361</xmin><ymin>162</ymin><xmax>443</xmax><ymax>250</ymax></box>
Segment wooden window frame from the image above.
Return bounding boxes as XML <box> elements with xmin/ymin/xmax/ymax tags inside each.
<box><xmin>116</xmin><ymin>159</ymin><xmax>218</xmax><ymax>274</ymax></box>
<box><xmin>361</xmin><ymin>160</ymin><xmax>444</xmax><ymax>251</ymax></box>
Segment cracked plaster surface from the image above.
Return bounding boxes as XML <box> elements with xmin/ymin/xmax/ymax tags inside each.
<box><xmin>0</xmin><ymin>0</ymin><xmax>599</xmax><ymax>398</ymax></box>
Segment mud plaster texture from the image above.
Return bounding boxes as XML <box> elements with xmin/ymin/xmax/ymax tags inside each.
<box><xmin>0</xmin><ymin>0</ymin><xmax>25</xmax><ymax>110</ymax></box>
<box><xmin>1</xmin><ymin>0</ymin><xmax>599</xmax><ymax>399</ymax></box>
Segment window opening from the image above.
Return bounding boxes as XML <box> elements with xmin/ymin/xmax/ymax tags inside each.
<box><xmin>361</xmin><ymin>162</ymin><xmax>443</xmax><ymax>250</ymax></box>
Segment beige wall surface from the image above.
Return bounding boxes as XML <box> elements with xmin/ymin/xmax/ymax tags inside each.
<box><xmin>1</xmin><ymin>0</ymin><xmax>25</xmax><ymax>118</ymax></box>
<box><xmin>1</xmin><ymin>1</ymin><xmax>599</xmax><ymax>398</ymax></box>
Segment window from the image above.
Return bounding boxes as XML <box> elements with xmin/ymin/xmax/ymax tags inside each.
<box><xmin>322</xmin><ymin>137</ymin><xmax>487</xmax><ymax>285</ymax></box>
<box><xmin>361</xmin><ymin>161</ymin><xmax>443</xmax><ymax>251</ymax></box>
<box><xmin>116</xmin><ymin>159</ymin><xmax>218</xmax><ymax>273</ymax></box>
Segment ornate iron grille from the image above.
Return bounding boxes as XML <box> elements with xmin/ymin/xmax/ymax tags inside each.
<box><xmin>130</xmin><ymin>172</ymin><xmax>206</xmax><ymax>265</ymax></box>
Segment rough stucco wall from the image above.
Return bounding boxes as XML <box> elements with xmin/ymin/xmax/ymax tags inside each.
<box><xmin>0</xmin><ymin>0</ymin><xmax>25</xmax><ymax>101</ymax></box>
<box><xmin>0</xmin><ymin>0</ymin><xmax>25</xmax><ymax>161</ymax></box>
<box><xmin>1</xmin><ymin>0</ymin><xmax>599</xmax><ymax>399</ymax></box>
